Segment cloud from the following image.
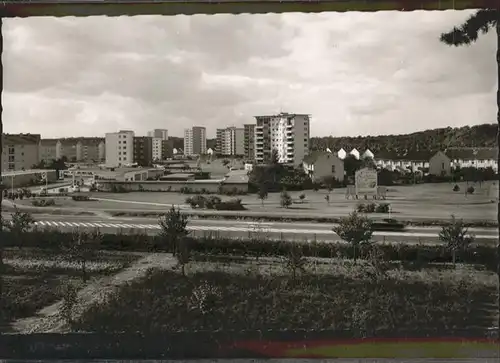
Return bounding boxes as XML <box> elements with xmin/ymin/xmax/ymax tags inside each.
<box><xmin>2</xmin><ymin>10</ymin><xmax>496</xmax><ymax>139</ymax></box>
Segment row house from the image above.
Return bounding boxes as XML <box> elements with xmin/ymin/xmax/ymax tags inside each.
<box><xmin>1</xmin><ymin>133</ymin><xmax>41</xmax><ymax>171</ymax></box>
<box><xmin>375</xmin><ymin>152</ymin><xmax>431</xmax><ymax>172</ymax></box>
<box><xmin>429</xmin><ymin>148</ymin><xmax>498</xmax><ymax>176</ymax></box>
<box><xmin>328</xmin><ymin>147</ymin><xmax>374</xmax><ymax>161</ymax></box>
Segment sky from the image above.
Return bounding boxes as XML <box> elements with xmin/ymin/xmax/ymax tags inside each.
<box><xmin>3</xmin><ymin>10</ymin><xmax>497</xmax><ymax>139</ymax></box>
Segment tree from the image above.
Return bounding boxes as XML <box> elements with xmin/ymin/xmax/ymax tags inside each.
<box><xmin>438</xmin><ymin>215</ymin><xmax>474</xmax><ymax>266</ymax></box>
<box><xmin>280</xmin><ymin>190</ymin><xmax>292</xmax><ymax>208</ymax></box>
<box><xmin>159</xmin><ymin>205</ymin><xmax>190</xmax><ymax>276</ymax></box>
<box><xmin>257</xmin><ymin>183</ymin><xmax>268</xmax><ymax>206</ymax></box>
<box><xmin>68</xmin><ymin>228</ymin><xmax>102</xmax><ymax>282</ymax></box>
<box><xmin>332</xmin><ymin>211</ymin><xmax>373</xmax><ymax>262</ymax></box>
<box><xmin>283</xmin><ymin>243</ymin><xmax>307</xmax><ymax>282</ymax></box>
<box><xmin>441</xmin><ymin>7</ymin><xmax>499</xmax><ymax>329</ymax></box>
<box><xmin>270</xmin><ymin>148</ymin><xmax>279</xmax><ymax>165</ymax></box>
<box><xmin>299</xmin><ymin>193</ymin><xmax>306</xmax><ymax>203</ymax></box>
<box><xmin>6</xmin><ymin>208</ymin><xmax>35</xmax><ymax>242</ymax></box>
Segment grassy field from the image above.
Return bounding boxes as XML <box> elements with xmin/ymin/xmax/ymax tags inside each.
<box><xmin>72</xmin><ymin>256</ymin><xmax>498</xmax><ymax>333</ymax></box>
<box><xmin>0</xmin><ymin>248</ymin><xmax>142</xmax><ymax>332</ymax></box>
<box><xmin>9</xmin><ymin>180</ymin><xmax>496</xmax><ymax>222</ymax></box>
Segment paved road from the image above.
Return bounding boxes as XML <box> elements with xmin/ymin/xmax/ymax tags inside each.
<box><xmin>2</xmin><ymin>213</ymin><xmax>498</xmax><ymax>244</ymax></box>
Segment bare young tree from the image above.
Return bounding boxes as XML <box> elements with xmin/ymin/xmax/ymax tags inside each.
<box><xmin>332</xmin><ymin>211</ymin><xmax>373</xmax><ymax>262</ymax></box>
<box><xmin>438</xmin><ymin>215</ymin><xmax>475</xmax><ymax>266</ymax></box>
<box><xmin>257</xmin><ymin>183</ymin><xmax>268</xmax><ymax>206</ymax></box>
<box><xmin>159</xmin><ymin>205</ymin><xmax>191</xmax><ymax>276</ymax></box>
<box><xmin>68</xmin><ymin>228</ymin><xmax>102</xmax><ymax>282</ymax></box>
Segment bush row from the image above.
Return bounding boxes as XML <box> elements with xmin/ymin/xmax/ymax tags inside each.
<box><xmin>31</xmin><ymin>199</ymin><xmax>56</xmax><ymax>207</ymax></box>
<box><xmin>356</xmin><ymin>202</ymin><xmax>391</xmax><ymax>213</ymax></box>
<box><xmin>185</xmin><ymin>195</ymin><xmax>246</xmax><ymax>211</ymax></box>
<box><xmin>2</xmin><ymin>230</ymin><xmax>496</xmax><ymax>269</ymax></box>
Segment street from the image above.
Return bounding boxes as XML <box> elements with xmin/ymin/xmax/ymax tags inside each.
<box><xmin>2</xmin><ymin>212</ymin><xmax>498</xmax><ymax>244</ymax></box>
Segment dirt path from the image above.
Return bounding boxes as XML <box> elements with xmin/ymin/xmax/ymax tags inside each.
<box><xmin>10</xmin><ymin>252</ymin><xmax>177</xmax><ymax>334</ymax></box>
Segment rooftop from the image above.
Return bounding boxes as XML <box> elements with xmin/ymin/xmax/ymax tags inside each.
<box><xmin>3</xmin><ymin>169</ymin><xmax>57</xmax><ymax>177</ymax></box>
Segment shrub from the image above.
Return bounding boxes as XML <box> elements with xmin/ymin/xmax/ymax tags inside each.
<box><xmin>205</xmin><ymin>196</ymin><xmax>222</xmax><ymax>209</ymax></box>
<box><xmin>453</xmin><ymin>184</ymin><xmax>460</xmax><ymax>192</ymax></box>
<box><xmin>180</xmin><ymin>187</ymin><xmax>194</xmax><ymax>194</ymax></box>
<box><xmin>280</xmin><ymin>191</ymin><xmax>292</xmax><ymax>208</ymax></box>
<box><xmin>59</xmin><ymin>281</ymin><xmax>79</xmax><ymax>324</ymax></box>
<box><xmin>375</xmin><ymin>203</ymin><xmax>390</xmax><ymax>213</ymax></box>
<box><xmin>186</xmin><ymin>195</ymin><xmax>206</xmax><ymax>209</ymax></box>
<box><xmin>72</xmin><ymin>195</ymin><xmax>90</xmax><ymax>202</ymax></box>
<box><xmin>32</xmin><ymin>199</ymin><xmax>56</xmax><ymax>207</ymax></box>
<box><xmin>467</xmin><ymin>186</ymin><xmax>475</xmax><ymax>194</ymax></box>
<box><xmin>214</xmin><ymin>198</ymin><xmax>245</xmax><ymax>211</ymax></box>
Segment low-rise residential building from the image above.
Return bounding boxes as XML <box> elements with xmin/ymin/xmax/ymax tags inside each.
<box><xmin>302</xmin><ymin>151</ymin><xmax>344</xmax><ymax>182</ymax></box>
<box><xmin>1</xmin><ymin>133</ymin><xmax>41</xmax><ymax>171</ymax></box>
<box><xmin>429</xmin><ymin>147</ymin><xmax>498</xmax><ymax>176</ymax></box>
<box><xmin>2</xmin><ymin>169</ymin><xmax>57</xmax><ymax>189</ymax></box>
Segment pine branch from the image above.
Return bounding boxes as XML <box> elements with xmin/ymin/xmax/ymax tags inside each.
<box><xmin>440</xmin><ymin>9</ymin><xmax>499</xmax><ymax>46</ymax></box>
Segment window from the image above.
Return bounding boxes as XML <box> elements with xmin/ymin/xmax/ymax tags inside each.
<box><xmin>441</xmin><ymin>162</ymin><xmax>445</xmax><ymax>170</ymax></box>
<box><xmin>8</xmin><ymin>147</ymin><xmax>15</xmax><ymax>154</ymax></box>
<box><xmin>8</xmin><ymin>155</ymin><xmax>14</xmax><ymax>162</ymax></box>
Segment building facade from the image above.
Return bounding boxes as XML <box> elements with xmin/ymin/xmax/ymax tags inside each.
<box><xmin>76</xmin><ymin>137</ymin><xmax>105</xmax><ymax>162</ymax></box>
<box><xmin>303</xmin><ymin>151</ymin><xmax>345</xmax><ymax>182</ymax></box>
<box><xmin>216</xmin><ymin>127</ymin><xmax>244</xmax><ymax>156</ymax></box>
<box><xmin>254</xmin><ymin>112</ymin><xmax>310</xmax><ymax>166</ymax></box>
<box><xmin>40</xmin><ymin>139</ymin><xmax>59</xmax><ymax>163</ymax></box>
<box><xmin>147</xmin><ymin>129</ymin><xmax>169</xmax><ymax>140</ymax></box>
<box><xmin>57</xmin><ymin>139</ymin><xmax>78</xmax><ymax>162</ymax></box>
<box><xmin>133</xmin><ymin>136</ymin><xmax>153</xmax><ymax>167</ymax></box>
<box><xmin>184</xmin><ymin>126</ymin><xmax>206</xmax><ymax>156</ymax></box>
<box><xmin>1</xmin><ymin>133</ymin><xmax>41</xmax><ymax>171</ymax></box>
<box><xmin>244</xmin><ymin>124</ymin><xmax>255</xmax><ymax>160</ymax></box>
<box><xmin>105</xmin><ymin>130</ymin><xmax>135</xmax><ymax>167</ymax></box>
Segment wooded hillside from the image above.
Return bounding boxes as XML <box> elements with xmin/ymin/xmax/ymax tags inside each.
<box><xmin>310</xmin><ymin>123</ymin><xmax>497</xmax><ymax>157</ymax></box>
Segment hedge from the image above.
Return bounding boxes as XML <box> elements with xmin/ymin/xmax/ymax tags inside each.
<box><xmin>1</xmin><ymin>230</ymin><xmax>496</xmax><ymax>270</ymax></box>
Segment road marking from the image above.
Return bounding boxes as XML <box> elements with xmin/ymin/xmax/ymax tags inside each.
<box><xmin>29</xmin><ymin>221</ymin><xmax>499</xmax><ymax>239</ymax></box>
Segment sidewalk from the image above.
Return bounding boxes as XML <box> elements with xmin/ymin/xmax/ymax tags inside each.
<box><xmin>10</xmin><ymin>253</ymin><xmax>177</xmax><ymax>334</ymax></box>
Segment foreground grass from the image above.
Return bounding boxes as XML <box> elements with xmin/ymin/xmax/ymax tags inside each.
<box><xmin>1</xmin><ymin>248</ymin><xmax>142</xmax><ymax>330</ymax></box>
<box><xmin>73</xmin><ymin>259</ymin><xmax>497</xmax><ymax>334</ymax></box>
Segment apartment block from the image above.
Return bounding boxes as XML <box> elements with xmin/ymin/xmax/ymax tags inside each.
<box><xmin>133</xmin><ymin>136</ymin><xmax>153</xmax><ymax>167</ymax></box>
<box><xmin>1</xmin><ymin>133</ymin><xmax>41</xmax><ymax>171</ymax></box>
<box><xmin>254</xmin><ymin>112</ymin><xmax>310</xmax><ymax>166</ymax></box>
<box><xmin>105</xmin><ymin>130</ymin><xmax>134</xmax><ymax>167</ymax></box>
<box><xmin>76</xmin><ymin>137</ymin><xmax>105</xmax><ymax>162</ymax></box>
<box><xmin>216</xmin><ymin>127</ymin><xmax>245</xmax><ymax>156</ymax></box>
<box><xmin>184</xmin><ymin>126</ymin><xmax>206</xmax><ymax>156</ymax></box>
<box><xmin>147</xmin><ymin>129</ymin><xmax>169</xmax><ymax>140</ymax></box>
<box><xmin>244</xmin><ymin>124</ymin><xmax>255</xmax><ymax>159</ymax></box>
<box><xmin>57</xmin><ymin>138</ymin><xmax>78</xmax><ymax>162</ymax></box>
<box><xmin>40</xmin><ymin>139</ymin><xmax>59</xmax><ymax>163</ymax></box>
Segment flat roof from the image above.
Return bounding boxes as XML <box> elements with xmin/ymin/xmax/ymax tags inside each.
<box><xmin>3</xmin><ymin>169</ymin><xmax>56</xmax><ymax>177</ymax></box>
<box><xmin>0</xmin><ymin>0</ymin><xmax>493</xmax><ymax>18</ymax></box>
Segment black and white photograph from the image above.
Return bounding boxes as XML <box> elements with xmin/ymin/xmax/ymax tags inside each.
<box><xmin>0</xmin><ymin>1</ymin><xmax>499</xmax><ymax>359</ymax></box>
